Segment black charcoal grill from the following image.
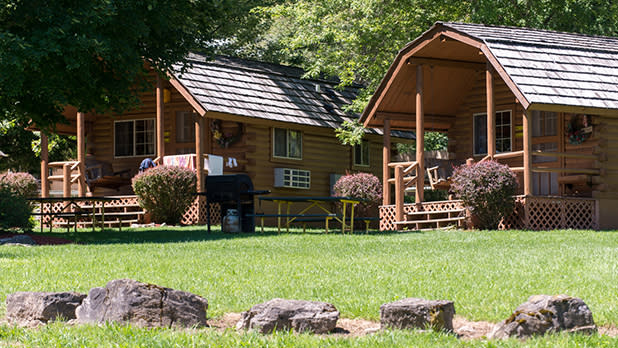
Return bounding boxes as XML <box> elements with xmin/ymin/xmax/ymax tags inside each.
<box><xmin>201</xmin><ymin>174</ymin><xmax>269</xmax><ymax>233</ymax></box>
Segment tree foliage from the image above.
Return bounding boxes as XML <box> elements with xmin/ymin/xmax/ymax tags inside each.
<box><xmin>0</xmin><ymin>0</ymin><xmax>271</xmax><ymax>130</ymax></box>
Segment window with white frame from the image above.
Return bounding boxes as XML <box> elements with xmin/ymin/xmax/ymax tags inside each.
<box><xmin>353</xmin><ymin>140</ymin><xmax>370</xmax><ymax>166</ymax></box>
<box><xmin>176</xmin><ymin>111</ymin><xmax>196</xmax><ymax>143</ymax></box>
<box><xmin>473</xmin><ymin>110</ymin><xmax>512</xmax><ymax>155</ymax></box>
<box><xmin>114</xmin><ymin>119</ymin><xmax>155</xmax><ymax>157</ymax></box>
<box><xmin>273</xmin><ymin>128</ymin><xmax>302</xmax><ymax>159</ymax></box>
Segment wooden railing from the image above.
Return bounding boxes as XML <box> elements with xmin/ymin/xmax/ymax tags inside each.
<box><xmin>387</xmin><ymin>161</ymin><xmax>418</xmax><ymax>224</ymax></box>
<box><xmin>47</xmin><ymin>160</ymin><xmax>86</xmax><ymax>197</ymax></box>
<box><xmin>474</xmin><ymin>150</ymin><xmax>600</xmax><ymax>175</ymax></box>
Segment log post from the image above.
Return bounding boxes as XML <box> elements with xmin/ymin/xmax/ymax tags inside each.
<box><xmin>395</xmin><ymin>165</ymin><xmax>404</xmax><ymax>225</ymax></box>
<box><xmin>156</xmin><ymin>75</ymin><xmax>165</xmax><ymax>163</ymax></box>
<box><xmin>486</xmin><ymin>63</ymin><xmax>495</xmax><ymax>158</ymax></box>
<box><xmin>383</xmin><ymin>119</ymin><xmax>391</xmax><ymax>205</ymax></box>
<box><xmin>40</xmin><ymin>133</ymin><xmax>49</xmax><ymax>198</ymax></box>
<box><xmin>523</xmin><ymin>111</ymin><xmax>532</xmax><ymax>196</ymax></box>
<box><xmin>195</xmin><ymin>114</ymin><xmax>205</xmax><ymax>224</ymax></box>
<box><xmin>415</xmin><ymin>64</ymin><xmax>424</xmax><ymax>204</ymax></box>
<box><xmin>77</xmin><ymin>112</ymin><xmax>86</xmax><ymax>196</ymax></box>
<box><xmin>63</xmin><ymin>163</ymin><xmax>71</xmax><ymax>197</ymax></box>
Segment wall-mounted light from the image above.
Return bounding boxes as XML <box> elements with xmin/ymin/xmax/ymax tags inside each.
<box><xmin>163</xmin><ymin>88</ymin><xmax>171</xmax><ymax>103</ymax></box>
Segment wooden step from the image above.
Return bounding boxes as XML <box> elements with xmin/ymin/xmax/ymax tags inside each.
<box><xmin>407</xmin><ymin>209</ymin><xmax>465</xmax><ymax>216</ymax></box>
<box><xmin>395</xmin><ymin>216</ymin><xmax>466</xmax><ymax>225</ymax></box>
<box><xmin>78</xmin><ymin>203</ymin><xmax>142</xmax><ymax>209</ymax></box>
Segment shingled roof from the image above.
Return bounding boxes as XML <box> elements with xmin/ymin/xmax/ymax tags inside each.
<box><xmin>172</xmin><ymin>54</ymin><xmax>412</xmax><ymax>138</ymax></box>
<box><xmin>443</xmin><ymin>22</ymin><xmax>618</xmax><ymax>110</ymax></box>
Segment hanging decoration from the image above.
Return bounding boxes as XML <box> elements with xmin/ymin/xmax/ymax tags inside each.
<box><xmin>566</xmin><ymin>114</ymin><xmax>592</xmax><ymax>145</ymax></box>
<box><xmin>210</xmin><ymin>119</ymin><xmax>243</xmax><ymax>148</ymax></box>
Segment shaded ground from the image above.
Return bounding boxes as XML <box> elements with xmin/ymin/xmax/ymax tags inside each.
<box><xmin>0</xmin><ymin>233</ymin><xmax>73</xmax><ymax>245</ymax></box>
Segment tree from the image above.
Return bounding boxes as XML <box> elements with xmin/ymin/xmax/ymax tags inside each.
<box><xmin>0</xmin><ymin>0</ymin><xmax>271</xmax><ymax>130</ymax></box>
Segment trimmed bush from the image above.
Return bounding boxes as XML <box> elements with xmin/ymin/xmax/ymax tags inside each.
<box><xmin>0</xmin><ymin>172</ymin><xmax>38</xmax><ymax>200</ymax></box>
<box><xmin>450</xmin><ymin>161</ymin><xmax>518</xmax><ymax>230</ymax></box>
<box><xmin>0</xmin><ymin>188</ymin><xmax>33</xmax><ymax>231</ymax></box>
<box><xmin>132</xmin><ymin>166</ymin><xmax>197</xmax><ymax>224</ymax></box>
<box><xmin>333</xmin><ymin>172</ymin><xmax>382</xmax><ymax>218</ymax></box>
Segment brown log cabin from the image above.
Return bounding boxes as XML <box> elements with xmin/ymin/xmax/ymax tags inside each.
<box><xmin>39</xmin><ymin>55</ymin><xmax>413</xmax><ymax>227</ymax></box>
<box><xmin>361</xmin><ymin>22</ymin><xmax>618</xmax><ymax>230</ymax></box>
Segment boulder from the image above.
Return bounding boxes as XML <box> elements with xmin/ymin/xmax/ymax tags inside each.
<box><xmin>490</xmin><ymin>294</ymin><xmax>596</xmax><ymax>339</ymax></box>
<box><xmin>380</xmin><ymin>298</ymin><xmax>455</xmax><ymax>332</ymax></box>
<box><xmin>0</xmin><ymin>235</ymin><xmax>36</xmax><ymax>245</ymax></box>
<box><xmin>5</xmin><ymin>292</ymin><xmax>86</xmax><ymax>326</ymax></box>
<box><xmin>236</xmin><ymin>298</ymin><xmax>339</xmax><ymax>334</ymax></box>
<box><xmin>75</xmin><ymin>279</ymin><xmax>208</xmax><ymax>328</ymax></box>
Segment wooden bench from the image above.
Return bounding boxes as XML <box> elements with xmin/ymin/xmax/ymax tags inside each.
<box><xmin>249</xmin><ymin>213</ymin><xmax>337</xmax><ymax>233</ymax></box>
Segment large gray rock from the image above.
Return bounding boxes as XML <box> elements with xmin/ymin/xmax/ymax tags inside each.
<box><xmin>490</xmin><ymin>294</ymin><xmax>596</xmax><ymax>339</ymax></box>
<box><xmin>75</xmin><ymin>279</ymin><xmax>208</xmax><ymax>328</ymax></box>
<box><xmin>0</xmin><ymin>235</ymin><xmax>36</xmax><ymax>245</ymax></box>
<box><xmin>380</xmin><ymin>298</ymin><xmax>455</xmax><ymax>332</ymax></box>
<box><xmin>236</xmin><ymin>298</ymin><xmax>339</xmax><ymax>334</ymax></box>
<box><xmin>5</xmin><ymin>292</ymin><xmax>86</xmax><ymax>326</ymax></box>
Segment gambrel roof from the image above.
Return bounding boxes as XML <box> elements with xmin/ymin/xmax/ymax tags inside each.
<box><xmin>445</xmin><ymin>22</ymin><xmax>618</xmax><ymax>110</ymax></box>
<box><xmin>171</xmin><ymin>54</ymin><xmax>412</xmax><ymax>138</ymax></box>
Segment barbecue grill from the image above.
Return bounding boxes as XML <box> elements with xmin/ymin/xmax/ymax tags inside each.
<box><xmin>200</xmin><ymin>174</ymin><xmax>269</xmax><ymax>233</ymax></box>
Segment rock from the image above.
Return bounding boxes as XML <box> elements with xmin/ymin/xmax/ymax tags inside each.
<box><xmin>380</xmin><ymin>298</ymin><xmax>455</xmax><ymax>332</ymax></box>
<box><xmin>5</xmin><ymin>292</ymin><xmax>86</xmax><ymax>326</ymax></box>
<box><xmin>490</xmin><ymin>294</ymin><xmax>597</xmax><ymax>339</ymax></box>
<box><xmin>0</xmin><ymin>235</ymin><xmax>36</xmax><ymax>245</ymax></box>
<box><xmin>75</xmin><ymin>279</ymin><xmax>208</xmax><ymax>328</ymax></box>
<box><xmin>236</xmin><ymin>298</ymin><xmax>339</xmax><ymax>334</ymax></box>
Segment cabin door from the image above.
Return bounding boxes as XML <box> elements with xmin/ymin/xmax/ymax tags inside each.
<box><xmin>531</xmin><ymin>111</ymin><xmax>560</xmax><ymax>196</ymax></box>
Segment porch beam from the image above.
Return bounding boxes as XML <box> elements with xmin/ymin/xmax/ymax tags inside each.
<box><xmin>383</xmin><ymin>119</ymin><xmax>391</xmax><ymax>206</ymax></box>
<box><xmin>156</xmin><ymin>75</ymin><xmax>165</xmax><ymax>163</ymax></box>
<box><xmin>486</xmin><ymin>63</ymin><xmax>495</xmax><ymax>158</ymax></box>
<box><xmin>77</xmin><ymin>112</ymin><xmax>86</xmax><ymax>196</ymax></box>
<box><xmin>375</xmin><ymin>112</ymin><xmax>455</xmax><ymax>125</ymax></box>
<box><xmin>407</xmin><ymin>57</ymin><xmax>485</xmax><ymax>70</ymax></box>
<box><xmin>523</xmin><ymin>111</ymin><xmax>532</xmax><ymax>195</ymax></box>
<box><xmin>415</xmin><ymin>64</ymin><xmax>424</xmax><ymax>204</ymax></box>
<box><xmin>40</xmin><ymin>133</ymin><xmax>49</xmax><ymax>198</ymax></box>
<box><xmin>195</xmin><ymin>114</ymin><xmax>205</xmax><ymax>224</ymax></box>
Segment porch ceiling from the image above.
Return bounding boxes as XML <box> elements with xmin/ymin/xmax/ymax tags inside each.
<box><xmin>364</xmin><ymin>37</ymin><xmax>485</xmax><ymax>130</ymax></box>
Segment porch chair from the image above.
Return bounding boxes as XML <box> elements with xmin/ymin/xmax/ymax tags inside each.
<box><xmin>84</xmin><ymin>158</ymin><xmax>131</xmax><ymax>192</ymax></box>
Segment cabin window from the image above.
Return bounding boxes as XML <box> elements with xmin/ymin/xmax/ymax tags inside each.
<box><xmin>273</xmin><ymin>128</ymin><xmax>302</xmax><ymax>159</ymax></box>
<box><xmin>114</xmin><ymin>119</ymin><xmax>155</xmax><ymax>157</ymax></box>
<box><xmin>473</xmin><ymin>110</ymin><xmax>512</xmax><ymax>155</ymax></box>
<box><xmin>176</xmin><ymin>112</ymin><xmax>196</xmax><ymax>143</ymax></box>
<box><xmin>353</xmin><ymin>140</ymin><xmax>370</xmax><ymax>166</ymax></box>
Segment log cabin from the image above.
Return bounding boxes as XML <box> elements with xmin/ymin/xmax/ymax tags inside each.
<box><xmin>361</xmin><ymin>22</ymin><xmax>618</xmax><ymax>230</ymax></box>
<box><xmin>39</xmin><ymin>55</ymin><xmax>413</xmax><ymax>227</ymax></box>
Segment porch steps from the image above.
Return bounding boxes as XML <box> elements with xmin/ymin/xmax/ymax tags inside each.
<box><xmin>47</xmin><ymin>202</ymin><xmax>145</xmax><ymax>229</ymax></box>
<box><xmin>394</xmin><ymin>208</ymin><xmax>466</xmax><ymax>231</ymax></box>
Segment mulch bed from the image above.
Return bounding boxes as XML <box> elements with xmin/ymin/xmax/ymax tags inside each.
<box><xmin>0</xmin><ymin>233</ymin><xmax>73</xmax><ymax>245</ymax></box>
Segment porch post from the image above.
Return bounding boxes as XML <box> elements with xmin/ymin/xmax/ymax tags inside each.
<box><xmin>195</xmin><ymin>114</ymin><xmax>205</xmax><ymax>224</ymax></box>
<box><xmin>415</xmin><ymin>64</ymin><xmax>424</xmax><ymax>204</ymax></box>
<box><xmin>383</xmin><ymin>119</ymin><xmax>391</xmax><ymax>205</ymax></box>
<box><xmin>77</xmin><ymin>112</ymin><xmax>86</xmax><ymax>196</ymax></box>
<box><xmin>523</xmin><ymin>111</ymin><xmax>532</xmax><ymax>196</ymax></box>
<box><xmin>156</xmin><ymin>75</ymin><xmax>165</xmax><ymax>163</ymax></box>
<box><xmin>486</xmin><ymin>63</ymin><xmax>495</xmax><ymax>158</ymax></box>
<box><xmin>40</xmin><ymin>133</ymin><xmax>49</xmax><ymax>198</ymax></box>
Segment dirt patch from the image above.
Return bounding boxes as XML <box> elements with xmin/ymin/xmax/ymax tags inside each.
<box><xmin>208</xmin><ymin>313</ymin><xmax>497</xmax><ymax>338</ymax></box>
<box><xmin>599</xmin><ymin>324</ymin><xmax>618</xmax><ymax>337</ymax></box>
<box><xmin>0</xmin><ymin>233</ymin><xmax>73</xmax><ymax>246</ymax></box>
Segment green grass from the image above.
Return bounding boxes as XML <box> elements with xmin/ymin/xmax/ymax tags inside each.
<box><xmin>1</xmin><ymin>227</ymin><xmax>618</xmax><ymax>347</ymax></box>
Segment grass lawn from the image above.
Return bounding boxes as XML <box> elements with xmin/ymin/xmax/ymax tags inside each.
<box><xmin>1</xmin><ymin>227</ymin><xmax>617</xmax><ymax>347</ymax></box>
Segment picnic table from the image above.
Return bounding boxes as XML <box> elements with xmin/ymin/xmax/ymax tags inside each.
<box><xmin>28</xmin><ymin>196</ymin><xmax>117</xmax><ymax>233</ymax></box>
<box><xmin>256</xmin><ymin>196</ymin><xmax>363</xmax><ymax>234</ymax></box>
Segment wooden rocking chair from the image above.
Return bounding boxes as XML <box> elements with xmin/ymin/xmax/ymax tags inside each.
<box><xmin>85</xmin><ymin>160</ymin><xmax>131</xmax><ymax>192</ymax></box>
<box><xmin>426</xmin><ymin>166</ymin><xmax>452</xmax><ymax>191</ymax></box>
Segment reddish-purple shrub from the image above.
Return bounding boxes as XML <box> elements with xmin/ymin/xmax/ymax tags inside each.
<box><xmin>132</xmin><ymin>166</ymin><xmax>197</xmax><ymax>224</ymax></box>
<box><xmin>0</xmin><ymin>172</ymin><xmax>38</xmax><ymax>199</ymax></box>
<box><xmin>333</xmin><ymin>172</ymin><xmax>382</xmax><ymax>217</ymax></box>
<box><xmin>450</xmin><ymin>161</ymin><xmax>518</xmax><ymax>230</ymax></box>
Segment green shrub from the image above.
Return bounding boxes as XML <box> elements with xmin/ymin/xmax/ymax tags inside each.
<box><xmin>132</xmin><ymin>166</ymin><xmax>197</xmax><ymax>224</ymax></box>
<box><xmin>450</xmin><ymin>161</ymin><xmax>518</xmax><ymax>230</ymax></box>
<box><xmin>0</xmin><ymin>188</ymin><xmax>33</xmax><ymax>231</ymax></box>
<box><xmin>333</xmin><ymin>172</ymin><xmax>382</xmax><ymax>218</ymax></box>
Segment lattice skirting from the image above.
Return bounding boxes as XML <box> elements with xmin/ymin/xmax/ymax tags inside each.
<box><xmin>380</xmin><ymin>196</ymin><xmax>598</xmax><ymax>231</ymax></box>
<box><xmin>40</xmin><ymin>195</ymin><xmax>221</xmax><ymax>227</ymax></box>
